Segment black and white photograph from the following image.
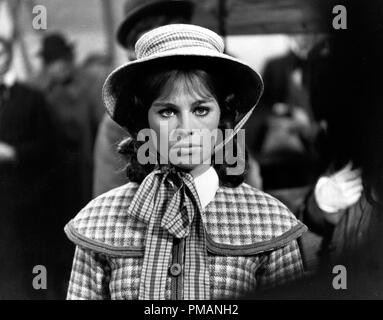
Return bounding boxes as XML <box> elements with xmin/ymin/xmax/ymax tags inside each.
<box><xmin>0</xmin><ymin>0</ymin><xmax>383</xmax><ymax>306</ymax></box>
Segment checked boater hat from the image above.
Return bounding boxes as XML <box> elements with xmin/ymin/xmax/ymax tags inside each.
<box><xmin>103</xmin><ymin>23</ymin><xmax>264</xmax><ymax>152</ymax></box>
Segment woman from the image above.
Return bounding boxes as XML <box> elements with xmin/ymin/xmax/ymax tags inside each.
<box><xmin>65</xmin><ymin>24</ymin><xmax>307</xmax><ymax>300</ymax></box>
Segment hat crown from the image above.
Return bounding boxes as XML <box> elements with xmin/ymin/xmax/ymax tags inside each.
<box><xmin>135</xmin><ymin>24</ymin><xmax>224</xmax><ymax>59</ymax></box>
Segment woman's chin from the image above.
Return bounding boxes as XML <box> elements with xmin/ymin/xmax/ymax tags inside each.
<box><xmin>170</xmin><ymin>160</ymin><xmax>199</xmax><ymax>171</ymax></box>
<box><xmin>169</xmin><ymin>156</ymin><xmax>211</xmax><ymax>171</ymax></box>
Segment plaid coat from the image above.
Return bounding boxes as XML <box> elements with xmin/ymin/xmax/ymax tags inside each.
<box><xmin>65</xmin><ymin>182</ymin><xmax>307</xmax><ymax>300</ymax></box>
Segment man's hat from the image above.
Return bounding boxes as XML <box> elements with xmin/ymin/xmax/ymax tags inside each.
<box><xmin>103</xmin><ymin>24</ymin><xmax>264</xmax><ymax>149</ymax></box>
<box><xmin>39</xmin><ymin>33</ymin><xmax>74</xmax><ymax>64</ymax></box>
<box><xmin>117</xmin><ymin>0</ymin><xmax>194</xmax><ymax>48</ymax></box>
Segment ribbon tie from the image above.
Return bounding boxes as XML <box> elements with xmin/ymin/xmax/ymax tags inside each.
<box><xmin>128</xmin><ymin>165</ymin><xmax>210</xmax><ymax>300</ymax></box>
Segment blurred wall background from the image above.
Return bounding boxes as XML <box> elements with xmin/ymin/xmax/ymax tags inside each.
<box><xmin>0</xmin><ymin>0</ymin><xmax>291</xmax><ymax>81</ymax></box>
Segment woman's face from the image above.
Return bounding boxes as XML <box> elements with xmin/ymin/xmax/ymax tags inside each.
<box><xmin>148</xmin><ymin>76</ymin><xmax>221</xmax><ymax>174</ymax></box>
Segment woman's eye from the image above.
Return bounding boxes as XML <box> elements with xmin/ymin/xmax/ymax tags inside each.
<box><xmin>159</xmin><ymin>109</ymin><xmax>175</xmax><ymax>118</ymax></box>
<box><xmin>194</xmin><ymin>107</ymin><xmax>209</xmax><ymax>117</ymax></box>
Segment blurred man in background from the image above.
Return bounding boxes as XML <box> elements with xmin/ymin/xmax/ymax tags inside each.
<box><xmin>34</xmin><ymin>33</ymin><xmax>99</xmax><ymax>210</ymax></box>
<box><xmin>81</xmin><ymin>53</ymin><xmax>113</xmax><ymax>123</ymax></box>
<box><xmin>0</xmin><ymin>36</ymin><xmax>56</xmax><ymax>299</ymax></box>
<box><xmin>248</xmin><ymin>34</ymin><xmax>325</xmax><ymax>191</ymax></box>
<box><xmin>31</xmin><ymin>33</ymin><xmax>100</xmax><ymax>298</ymax></box>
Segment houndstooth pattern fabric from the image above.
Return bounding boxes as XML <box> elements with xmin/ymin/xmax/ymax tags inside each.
<box><xmin>202</xmin><ymin>183</ymin><xmax>301</xmax><ymax>244</ymax></box>
<box><xmin>65</xmin><ymin>181</ymin><xmax>307</xmax><ymax>300</ymax></box>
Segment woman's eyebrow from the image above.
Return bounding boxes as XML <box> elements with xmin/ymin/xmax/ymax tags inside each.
<box><xmin>151</xmin><ymin>98</ymin><xmax>215</xmax><ymax>108</ymax></box>
<box><xmin>151</xmin><ymin>102</ymin><xmax>177</xmax><ymax>108</ymax></box>
<box><xmin>192</xmin><ymin>98</ymin><xmax>215</xmax><ymax>107</ymax></box>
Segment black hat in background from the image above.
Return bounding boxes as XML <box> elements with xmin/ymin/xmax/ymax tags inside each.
<box><xmin>117</xmin><ymin>0</ymin><xmax>194</xmax><ymax>48</ymax></box>
<box><xmin>39</xmin><ymin>33</ymin><xmax>74</xmax><ymax>64</ymax></box>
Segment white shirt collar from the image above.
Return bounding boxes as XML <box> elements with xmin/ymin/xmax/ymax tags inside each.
<box><xmin>193</xmin><ymin>166</ymin><xmax>219</xmax><ymax>209</ymax></box>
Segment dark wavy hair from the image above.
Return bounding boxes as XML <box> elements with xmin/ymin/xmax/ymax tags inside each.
<box><xmin>116</xmin><ymin>61</ymin><xmax>248</xmax><ymax>187</ymax></box>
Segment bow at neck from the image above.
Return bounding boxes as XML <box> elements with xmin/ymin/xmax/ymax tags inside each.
<box><xmin>128</xmin><ymin>165</ymin><xmax>203</xmax><ymax>238</ymax></box>
<box><xmin>127</xmin><ymin>165</ymin><xmax>210</xmax><ymax>300</ymax></box>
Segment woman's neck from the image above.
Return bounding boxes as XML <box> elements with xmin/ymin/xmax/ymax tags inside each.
<box><xmin>189</xmin><ymin>164</ymin><xmax>211</xmax><ymax>179</ymax></box>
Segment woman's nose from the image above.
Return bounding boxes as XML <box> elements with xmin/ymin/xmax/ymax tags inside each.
<box><xmin>177</xmin><ymin>112</ymin><xmax>194</xmax><ymax>136</ymax></box>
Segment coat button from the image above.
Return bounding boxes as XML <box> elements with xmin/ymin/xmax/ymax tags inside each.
<box><xmin>169</xmin><ymin>263</ymin><xmax>182</xmax><ymax>276</ymax></box>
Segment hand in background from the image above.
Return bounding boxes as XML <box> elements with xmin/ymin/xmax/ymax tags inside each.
<box><xmin>0</xmin><ymin>142</ymin><xmax>16</xmax><ymax>162</ymax></box>
<box><xmin>314</xmin><ymin>162</ymin><xmax>363</xmax><ymax>224</ymax></box>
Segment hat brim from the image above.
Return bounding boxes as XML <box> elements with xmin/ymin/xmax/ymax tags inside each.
<box><xmin>117</xmin><ymin>1</ymin><xmax>194</xmax><ymax>48</ymax></box>
<box><xmin>103</xmin><ymin>49</ymin><xmax>264</xmax><ymax>135</ymax></box>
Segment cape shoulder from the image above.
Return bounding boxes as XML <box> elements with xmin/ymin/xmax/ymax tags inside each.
<box><xmin>64</xmin><ymin>182</ymin><xmax>307</xmax><ymax>257</ymax></box>
<box><xmin>203</xmin><ymin>183</ymin><xmax>307</xmax><ymax>255</ymax></box>
<box><xmin>64</xmin><ymin>182</ymin><xmax>146</xmax><ymax>257</ymax></box>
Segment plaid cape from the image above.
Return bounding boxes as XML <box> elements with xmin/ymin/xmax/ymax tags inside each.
<box><xmin>65</xmin><ymin>182</ymin><xmax>307</xmax><ymax>300</ymax></box>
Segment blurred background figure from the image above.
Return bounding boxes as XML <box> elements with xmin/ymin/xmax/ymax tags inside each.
<box><xmin>0</xmin><ymin>36</ymin><xmax>56</xmax><ymax>299</ymax></box>
<box><xmin>246</xmin><ymin>0</ymin><xmax>383</xmax><ymax>298</ymax></box>
<box><xmin>247</xmin><ymin>33</ymin><xmax>326</xmax><ymax>191</ymax></box>
<box><xmin>81</xmin><ymin>53</ymin><xmax>113</xmax><ymax>122</ymax></box>
<box><xmin>93</xmin><ymin>0</ymin><xmax>195</xmax><ymax>197</ymax></box>
<box><xmin>32</xmin><ymin>32</ymin><xmax>99</xmax><ymax>210</ymax></box>
<box><xmin>299</xmin><ymin>35</ymin><xmax>383</xmax><ymax>276</ymax></box>
<box><xmin>30</xmin><ymin>32</ymin><xmax>101</xmax><ymax>298</ymax></box>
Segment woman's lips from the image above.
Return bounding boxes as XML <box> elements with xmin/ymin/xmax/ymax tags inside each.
<box><xmin>172</xmin><ymin>145</ymin><xmax>201</xmax><ymax>155</ymax></box>
<box><xmin>172</xmin><ymin>142</ymin><xmax>201</xmax><ymax>149</ymax></box>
